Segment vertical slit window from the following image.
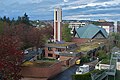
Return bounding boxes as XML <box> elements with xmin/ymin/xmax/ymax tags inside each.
<box><xmin>56</xmin><ymin>11</ymin><xmax>57</xmax><ymax>21</ymax></box>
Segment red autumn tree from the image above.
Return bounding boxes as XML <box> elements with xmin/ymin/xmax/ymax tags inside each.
<box><xmin>27</xmin><ymin>27</ymin><xmax>46</xmax><ymax>51</ymax></box>
<box><xmin>0</xmin><ymin>35</ymin><xmax>23</xmax><ymax>80</ymax></box>
<box><xmin>41</xmin><ymin>25</ymin><xmax>54</xmax><ymax>39</ymax></box>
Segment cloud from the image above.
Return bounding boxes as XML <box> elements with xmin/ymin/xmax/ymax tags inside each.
<box><xmin>62</xmin><ymin>0</ymin><xmax>120</xmax><ymax>10</ymax></box>
<box><xmin>63</xmin><ymin>13</ymin><xmax>120</xmax><ymax>20</ymax></box>
<box><xmin>64</xmin><ymin>0</ymin><xmax>69</xmax><ymax>2</ymax></box>
<box><xmin>0</xmin><ymin>0</ymin><xmax>120</xmax><ymax>20</ymax></box>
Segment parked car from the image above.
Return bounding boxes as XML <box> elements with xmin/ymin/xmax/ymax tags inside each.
<box><xmin>76</xmin><ymin>65</ymin><xmax>89</xmax><ymax>74</ymax></box>
<box><xmin>24</xmin><ymin>50</ymin><xmax>29</xmax><ymax>54</ymax></box>
<box><xmin>75</xmin><ymin>59</ymin><xmax>81</xmax><ymax>65</ymax></box>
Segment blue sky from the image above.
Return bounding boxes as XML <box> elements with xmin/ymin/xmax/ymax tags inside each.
<box><xmin>0</xmin><ymin>0</ymin><xmax>120</xmax><ymax>21</ymax></box>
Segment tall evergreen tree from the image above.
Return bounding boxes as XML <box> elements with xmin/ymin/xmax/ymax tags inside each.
<box><xmin>62</xmin><ymin>24</ymin><xmax>72</xmax><ymax>42</ymax></box>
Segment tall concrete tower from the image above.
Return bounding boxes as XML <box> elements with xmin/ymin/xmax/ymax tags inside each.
<box><xmin>54</xmin><ymin>7</ymin><xmax>62</xmax><ymax>42</ymax></box>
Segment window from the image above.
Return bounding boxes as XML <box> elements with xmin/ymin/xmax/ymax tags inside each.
<box><xmin>56</xmin><ymin>11</ymin><xmax>57</xmax><ymax>20</ymax></box>
<box><xmin>56</xmin><ymin>48</ymin><xmax>62</xmax><ymax>52</ymax></box>
<box><xmin>48</xmin><ymin>47</ymin><xmax>52</xmax><ymax>51</ymax></box>
<box><xmin>48</xmin><ymin>53</ymin><xmax>53</xmax><ymax>57</ymax></box>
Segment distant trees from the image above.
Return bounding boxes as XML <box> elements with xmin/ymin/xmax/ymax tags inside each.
<box><xmin>62</xmin><ymin>24</ymin><xmax>72</xmax><ymax>42</ymax></box>
<box><xmin>16</xmin><ymin>13</ymin><xmax>30</xmax><ymax>25</ymax></box>
<box><xmin>0</xmin><ymin>35</ymin><xmax>23</xmax><ymax>80</ymax></box>
<box><xmin>0</xmin><ymin>13</ymin><xmax>50</xmax><ymax>50</ymax></box>
<box><xmin>91</xmin><ymin>21</ymin><xmax>100</xmax><ymax>26</ymax></box>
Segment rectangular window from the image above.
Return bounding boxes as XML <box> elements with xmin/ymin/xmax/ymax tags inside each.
<box><xmin>56</xmin><ymin>48</ymin><xmax>62</xmax><ymax>52</ymax></box>
<box><xmin>48</xmin><ymin>47</ymin><xmax>52</xmax><ymax>51</ymax></box>
<box><xmin>48</xmin><ymin>53</ymin><xmax>53</xmax><ymax>57</ymax></box>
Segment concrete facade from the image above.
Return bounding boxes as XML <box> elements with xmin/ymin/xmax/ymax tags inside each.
<box><xmin>54</xmin><ymin>7</ymin><xmax>62</xmax><ymax>42</ymax></box>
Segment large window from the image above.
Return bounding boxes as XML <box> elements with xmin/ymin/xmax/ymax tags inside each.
<box><xmin>48</xmin><ymin>53</ymin><xmax>53</xmax><ymax>57</ymax></box>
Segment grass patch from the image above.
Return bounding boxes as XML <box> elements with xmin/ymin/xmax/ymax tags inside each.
<box><xmin>76</xmin><ymin>44</ymin><xmax>99</xmax><ymax>52</ymax></box>
<box><xmin>22</xmin><ymin>61</ymin><xmax>55</xmax><ymax>67</ymax></box>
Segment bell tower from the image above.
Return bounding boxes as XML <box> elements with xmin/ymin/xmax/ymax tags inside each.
<box><xmin>54</xmin><ymin>7</ymin><xmax>62</xmax><ymax>42</ymax></box>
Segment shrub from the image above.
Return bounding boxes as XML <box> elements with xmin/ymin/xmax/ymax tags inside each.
<box><xmin>81</xmin><ymin>55</ymin><xmax>90</xmax><ymax>63</ymax></box>
<box><xmin>72</xmin><ymin>72</ymin><xmax>91</xmax><ymax>80</ymax></box>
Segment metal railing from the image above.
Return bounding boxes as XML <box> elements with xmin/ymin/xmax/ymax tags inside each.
<box><xmin>91</xmin><ymin>47</ymin><xmax>119</xmax><ymax>80</ymax></box>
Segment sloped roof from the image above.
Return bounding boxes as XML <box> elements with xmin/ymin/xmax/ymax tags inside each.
<box><xmin>75</xmin><ymin>24</ymin><xmax>108</xmax><ymax>38</ymax></box>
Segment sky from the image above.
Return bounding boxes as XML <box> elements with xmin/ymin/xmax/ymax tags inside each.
<box><xmin>0</xmin><ymin>0</ymin><xmax>120</xmax><ymax>21</ymax></box>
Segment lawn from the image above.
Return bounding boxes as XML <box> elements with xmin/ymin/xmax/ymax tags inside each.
<box><xmin>76</xmin><ymin>43</ymin><xmax>99</xmax><ymax>52</ymax></box>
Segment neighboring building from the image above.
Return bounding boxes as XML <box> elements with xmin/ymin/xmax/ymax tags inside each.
<box><xmin>98</xmin><ymin>22</ymin><xmax>114</xmax><ymax>34</ymax></box>
<box><xmin>45</xmin><ymin>42</ymin><xmax>77</xmax><ymax>59</ymax></box>
<box><xmin>117</xmin><ymin>21</ymin><xmax>120</xmax><ymax>33</ymax></box>
<box><xmin>54</xmin><ymin>7</ymin><xmax>62</xmax><ymax>42</ymax></box>
<box><xmin>94</xmin><ymin>20</ymin><xmax>114</xmax><ymax>34</ymax></box>
<box><xmin>45</xmin><ymin>42</ymin><xmax>81</xmax><ymax>66</ymax></box>
<box><xmin>68</xmin><ymin>21</ymin><xmax>90</xmax><ymax>34</ymax></box>
<box><xmin>74</xmin><ymin>24</ymin><xmax>108</xmax><ymax>39</ymax></box>
<box><xmin>68</xmin><ymin>22</ymin><xmax>89</xmax><ymax>28</ymax></box>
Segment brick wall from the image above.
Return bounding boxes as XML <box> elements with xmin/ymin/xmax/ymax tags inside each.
<box><xmin>60</xmin><ymin>56</ymin><xmax>80</xmax><ymax>67</ymax></box>
<box><xmin>21</xmin><ymin>62</ymin><xmax>62</xmax><ymax>79</ymax></box>
<box><xmin>45</xmin><ymin>47</ymin><xmax>57</xmax><ymax>59</ymax></box>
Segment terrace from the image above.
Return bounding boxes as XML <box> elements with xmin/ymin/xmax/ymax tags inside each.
<box><xmin>22</xmin><ymin>61</ymin><xmax>56</xmax><ymax>67</ymax></box>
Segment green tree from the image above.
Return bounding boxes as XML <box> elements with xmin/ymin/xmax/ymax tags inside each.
<box><xmin>96</xmin><ymin>50</ymin><xmax>106</xmax><ymax>60</ymax></box>
<box><xmin>21</xmin><ymin>13</ymin><xmax>30</xmax><ymax>25</ymax></box>
<box><xmin>62</xmin><ymin>24</ymin><xmax>71</xmax><ymax>42</ymax></box>
<box><xmin>16</xmin><ymin>13</ymin><xmax>30</xmax><ymax>25</ymax></box>
<box><xmin>81</xmin><ymin>55</ymin><xmax>90</xmax><ymax>63</ymax></box>
<box><xmin>110</xmin><ymin>32</ymin><xmax>120</xmax><ymax>47</ymax></box>
<box><xmin>3</xmin><ymin>16</ymin><xmax>7</xmax><ymax>22</ymax></box>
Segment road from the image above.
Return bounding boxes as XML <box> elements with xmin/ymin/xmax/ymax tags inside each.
<box><xmin>49</xmin><ymin>65</ymin><xmax>79</xmax><ymax>80</ymax></box>
<box><xmin>49</xmin><ymin>60</ymin><xmax>97</xmax><ymax>80</ymax></box>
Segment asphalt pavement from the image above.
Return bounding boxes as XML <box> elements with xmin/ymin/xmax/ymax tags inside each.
<box><xmin>49</xmin><ymin>65</ymin><xmax>79</xmax><ymax>80</ymax></box>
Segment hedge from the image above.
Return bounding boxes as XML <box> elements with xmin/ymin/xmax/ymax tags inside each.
<box><xmin>72</xmin><ymin>72</ymin><xmax>92</xmax><ymax>80</ymax></box>
<box><xmin>72</xmin><ymin>70</ymin><xmax>105</xmax><ymax>80</ymax></box>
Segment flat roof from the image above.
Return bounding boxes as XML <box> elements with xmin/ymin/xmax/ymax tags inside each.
<box><xmin>46</xmin><ymin>42</ymin><xmax>76</xmax><ymax>47</ymax></box>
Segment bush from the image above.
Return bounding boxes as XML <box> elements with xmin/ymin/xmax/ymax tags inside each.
<box><xmin>101</xmin><ymin>59</ymin><xmax>110</xmax><ymax>64</ymax></box>
<box><xmin>72</xmin><ymin>72</ymin><xmax>91</xmax><ymax>80</ymax></box>
<box><xmin>96</xmin><ymin>50</ymin><xmax>107</xmax><ymax>60</ymax></box>
<box><xmin>91</xmin><ymin>69</ymin><xmax>104</xmax><ymax>75</ymax></box>
<box><xmin>81</xmin><ymin>55</ymin><xmax>90</xmax><ymax>63</ymax></box>
<box><xmin>72</xmin><ymin>70</ymin><xmax>105</xmax><ymax>80</ymax></box>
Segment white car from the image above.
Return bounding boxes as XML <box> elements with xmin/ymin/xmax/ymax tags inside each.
<box><xmin>24</xmin><ymin>50</ymin><xmax>29</xmax><ymax>54</ymax></box>
<box><xmin>76</xmin><ymin>65</ymin><xmax>89</xmax><ymax>74</ymax></box>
